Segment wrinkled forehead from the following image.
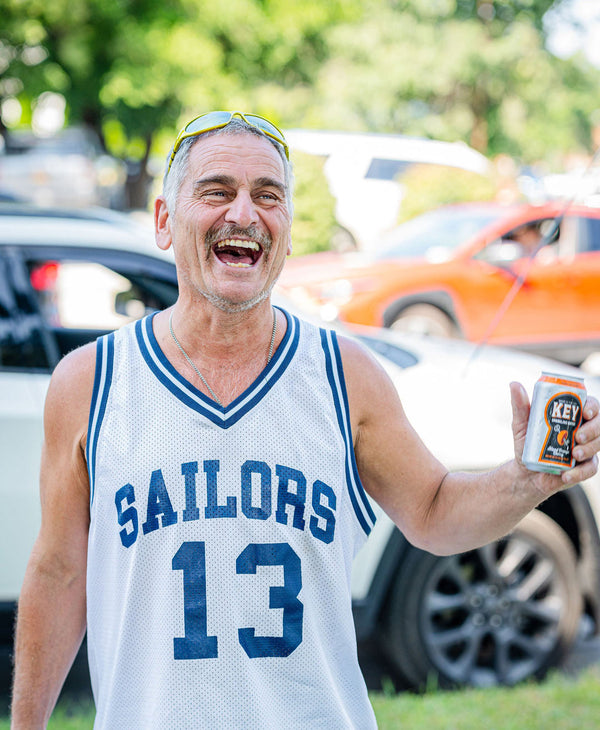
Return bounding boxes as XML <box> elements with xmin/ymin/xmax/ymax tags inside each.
<box><xmin>185</xmin><ymin>132</ymin><xmax>287</xmax><ymax>187</ymax></box>
<box><xmin>163</xmin><ymin>121</ymin><xmax>294</xmax><ymax>215</ymax></box>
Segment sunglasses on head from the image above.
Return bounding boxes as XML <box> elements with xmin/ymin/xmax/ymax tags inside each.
<box><xmin>167</xmin><ymin>111</ymin><xmax>290</xmax><ymax>173</ymax></box>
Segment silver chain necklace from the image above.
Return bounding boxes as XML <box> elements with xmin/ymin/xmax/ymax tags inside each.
<box><xmin>168</xmin><ymin>309</ymin><xmax>277</xmax><ymax>407</ymax></box>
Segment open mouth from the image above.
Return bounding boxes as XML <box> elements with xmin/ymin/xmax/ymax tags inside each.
<box><xmin>213</xmin><ymin>239</ymin><xmax>263</xmax><ymax>268</ymax></box>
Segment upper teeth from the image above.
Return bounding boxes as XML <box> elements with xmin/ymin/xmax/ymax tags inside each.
<box><xmin>217</xmin><ymin>240</ymin><xmax>260</xmax><ymax>251</ymax></box>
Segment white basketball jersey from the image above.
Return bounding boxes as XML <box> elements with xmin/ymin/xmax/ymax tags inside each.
<box><xmin>86</xmin><ymin>308</ymin><xmax>378</xmax><ymax>729</ymax></box>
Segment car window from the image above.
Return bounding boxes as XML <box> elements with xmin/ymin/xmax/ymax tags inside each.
<box><xmin>477</xmin><ymin>217</ymin><xmax>561</xmax><ymax>265</ymax></box>
<box><xmin>582</xmin><ymin>217</ymin><xmax>600</xmax><ymax>252</ymax></box>
<box><xmin>376</xmin><ymin>206</ymin><xmax>504</xmax><ymax>261</ymax></box>
<box><xmin>365</xmin><ymin>158</ymin><xmax>414</xmax><ymax>181</ymax></box>
<box><xmin>28</xmin><ymin>260</ymin><xmax>168</xmax><ymax>330</ymax></box>
<box><xmin>25</xmin><ymin>255</ymin><xmax>178</xmax><ymax>356</ymax></box>
<box><xmin>0</xmin><ymin>229</ymin><xmax>178</xmax><ymax>369</ymax></box>
<box><xmin>0</xmin><ymin>249</ymin><xmax>55</xmax><ymax>371</ymax></box>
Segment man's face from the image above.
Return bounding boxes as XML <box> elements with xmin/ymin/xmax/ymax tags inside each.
<box><xmin>156</xmin><ymin>132</ymin><xmax>292</xmax><ymax>312</ymax></box>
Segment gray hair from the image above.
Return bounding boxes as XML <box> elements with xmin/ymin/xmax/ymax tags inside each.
<box><xmin>162</xmin><ymin>119</ymin><xmax>294</xmax><ymax>216</ymax></box>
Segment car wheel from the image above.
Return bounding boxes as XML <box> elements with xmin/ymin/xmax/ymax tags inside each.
<box><xmin>389</xmin><ymin>303</ymin><xmax>458</xmax><ymax>337</ymax></box>
<box><xmin>383</xmin><ymin>510</ymin><xmax>582</xmax><ymax>689</ymax></box>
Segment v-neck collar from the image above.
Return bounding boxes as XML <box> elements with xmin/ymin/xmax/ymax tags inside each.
<box><xmin>134</xmin><ymin>307</ymin><xmax>299</xmax><ymax>429</ymax></box>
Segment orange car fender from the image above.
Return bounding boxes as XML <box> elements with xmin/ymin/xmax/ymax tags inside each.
<box><xmin>380</xmin><ymin>290</ymin><xmax>463</xmax><ymax>332</ymax></box>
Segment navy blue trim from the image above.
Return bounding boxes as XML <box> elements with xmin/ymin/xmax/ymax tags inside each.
<box><xmin>86</xmin><ymin>332</ymin><xmax>115</xmax><ymax>505</ymax></box>
<box><xmin>320</xmin><ymin>328</ymin><xmax>376</xmax><ymax>536</ymax></box>
<box><xmin>135</xmin><ymin>307</ymin><xmax>299</xmax><ymax>429</ymax></box>
<box><xmin>331</xmin><ymin>333</ymin><xmax>377</xmax><ymax>526</ymax></box>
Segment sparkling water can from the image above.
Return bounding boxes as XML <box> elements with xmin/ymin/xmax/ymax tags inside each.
<box><xmin>522</xmin><ymin>372</ymin><xmax>587</xmax><ymax>474</ymax></box>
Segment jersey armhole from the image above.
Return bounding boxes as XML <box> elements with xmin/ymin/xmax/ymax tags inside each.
<box><xmin>86</xmin><ymin>332</ymin><xmax>115</xmax><ymax>506</ymax></box>
<box><xmin>319</xmin><ymin>328</ymin><xmax>376</xmax><ymax>536</ymax></box>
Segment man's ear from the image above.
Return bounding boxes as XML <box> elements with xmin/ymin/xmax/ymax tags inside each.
<box><xmin>155</xmin><ymin>196</ymin><xmax>172</xmax><ymax>251</ymax></box>
<box><xmin>286</xmin><ymin>231</ymin><xmax>293</xmax><ymax>256</ymax></box>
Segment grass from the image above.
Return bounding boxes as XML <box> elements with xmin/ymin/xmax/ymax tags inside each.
<box><xmin>1</xmin><ymin>667</ymin><xmax>600</xmax><ymax>729</ymax></box>
<box><xmin>371</xmin><ymin>667</ymin><xmax>600</xmax><ymax>730</ymax></box>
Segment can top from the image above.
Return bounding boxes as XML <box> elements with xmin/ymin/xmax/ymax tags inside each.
<box><xmin>540</xmin><ymin>371</ymin><xmax>586</xmax><ymax>389</ymax></box>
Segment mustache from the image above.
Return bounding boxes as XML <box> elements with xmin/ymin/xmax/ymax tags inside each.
<box><xmin>204</xmin><ymin>224</ymin><xmax>272</xmax><ymax>254</ymax></box>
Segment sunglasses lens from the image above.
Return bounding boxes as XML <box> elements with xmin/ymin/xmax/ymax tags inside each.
<box><xmin>184</xmin><ymin>111</ymin><xmax>232</xmax><ymax>135</ymax></box>
<box><xmin>244</xmin><ymin>115</ymin><xmax>286</xmax><ymax>145</ymax></box>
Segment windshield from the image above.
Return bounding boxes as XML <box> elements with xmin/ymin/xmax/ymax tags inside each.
<box><xmin>375</xmin><ymin>206</ymin><xmax>505</xmax><ymax>261</ymax></box>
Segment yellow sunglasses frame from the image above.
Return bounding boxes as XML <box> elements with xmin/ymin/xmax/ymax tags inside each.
<box><xmin>167</xmin><ymin>111</ymin><xmax>289</xmax><ymax>173</ymax></box>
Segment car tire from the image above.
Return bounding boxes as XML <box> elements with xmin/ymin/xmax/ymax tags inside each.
<box><xmin>389</xmin><ymin>303</ymin><xmax>458</xmax><ymax>337</ymax></box>
<box><xmin>383</xmin><ymin>510</ymin><xmax>583</xmax><ymax>689</ymax></box>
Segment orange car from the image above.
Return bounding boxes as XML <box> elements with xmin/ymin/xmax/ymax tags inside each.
<box><xmin>279</xmin><ymin>202</ymin><xmax>600</xmax><ymax>364</ymax></box>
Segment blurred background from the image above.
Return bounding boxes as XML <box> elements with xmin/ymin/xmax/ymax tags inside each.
<box><xmin>1</xmin><ymin>0</ymin><xmax>600</xmax><ymax>252</ymax></box>
<box><xmin>3</xmin><ymin>1</ymin><xmax>600</xmax><ymax>707</ymax></box>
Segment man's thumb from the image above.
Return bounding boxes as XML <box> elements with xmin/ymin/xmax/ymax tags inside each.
<box><xmin>510</xmin><ymin>381</ymin><xmax>530</xmax><ymax>456</ymax></box>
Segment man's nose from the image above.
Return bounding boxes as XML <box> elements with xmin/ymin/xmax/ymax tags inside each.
<box><xmin>224</xmin><ymin>191</ymin><xmax>259</xmax><ymax>227</ymax></box>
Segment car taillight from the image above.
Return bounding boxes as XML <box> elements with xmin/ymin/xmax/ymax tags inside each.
<box><xmin>30</xmin><ymin>261</ymin><xmax>59</xmax><ymax>291</ymax></box>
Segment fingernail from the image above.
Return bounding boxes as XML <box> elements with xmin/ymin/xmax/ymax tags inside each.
<box><xmin>573</xmin><ymin>448</ymin><xmax>584</xmax><ymax>461</ymax></box>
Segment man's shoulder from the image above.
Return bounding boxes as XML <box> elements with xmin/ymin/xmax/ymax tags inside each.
<box><xmin>335</xmin><ymin>330</ymin><xmax>401</xmax><ymax>416</ymax></box>
<box><xmin>34</xmin><ymin>341</ymin><xmax>98</xmax><ymax>466</ymax></box>
<box><xmin>46</xmin><ymin>341</ymin><xmax>98</xmax><ymax>421</ymax></box>
<box><xmin>51</xmin><ymin>318</ymin><xmax>137</xmax><ymax>406</ymax></box>
<box><xmin>54</xmin><ymin>340</ymin><xmax>97</xmax><ymax>381</ymax></box>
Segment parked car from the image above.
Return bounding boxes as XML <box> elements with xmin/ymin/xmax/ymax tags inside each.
<box><xmin>285</xmin><ymin>129</ymin><xmax>490</xmax><ymax>252</ymax></box>
<box><xmin>1</xmin><ymin>205</ymin><xmax>600</xmax><ymax>695</ymax></box>
<box><xmin>0</xmin><ymin>127</ymin><xmax>127</xmax><ymax>209</ymax></box>
<box><xmin>278</xmin><ymin>202</ymin><xmax>600</xmax><ymax>366</ymax></box>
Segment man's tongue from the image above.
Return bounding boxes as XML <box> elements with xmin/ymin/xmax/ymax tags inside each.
<box><xmin>215</xmin><ymin>240</ymin><xmax>259</xmax><ymax>268</ymax></box>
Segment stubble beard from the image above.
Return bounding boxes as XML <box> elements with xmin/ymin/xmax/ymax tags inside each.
<box><xmin>201</xmin><ymin>223</ymin><xmax>279</xmax><ymax>313</ymax></box>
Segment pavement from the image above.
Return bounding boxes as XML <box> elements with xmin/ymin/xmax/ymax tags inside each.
<box><xmin>562</xmin><ymin>634</ymin><xmax>600</xmax><ymax>676</ymax></box>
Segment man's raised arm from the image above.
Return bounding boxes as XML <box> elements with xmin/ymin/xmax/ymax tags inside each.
<box><xmin>341</xmin><ymin>336</ymin><xmax>600</xmax><ymax>556</ymax></box>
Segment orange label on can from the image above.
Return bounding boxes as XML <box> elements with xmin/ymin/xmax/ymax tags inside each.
<box><xmin>538</xmin><ymin>390</ymin><xmax>584</xmax><ymax>466</ymax></box>
<box><xmin>539</xmin><ymin>374</ymin><xmax>585</xmax><ymax>390</ymax></box>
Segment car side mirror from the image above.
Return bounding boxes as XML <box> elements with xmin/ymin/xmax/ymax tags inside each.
<box><xmin>115</xmin><ymin>290</ymin><xmax>146</xmax><ymax>318</ymax></box>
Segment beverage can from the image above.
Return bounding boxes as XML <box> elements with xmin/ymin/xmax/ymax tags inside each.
<box><xmin>522</xmin><ymin>372</ymin><xmax>587</xmax><ymax>474</ymax></box>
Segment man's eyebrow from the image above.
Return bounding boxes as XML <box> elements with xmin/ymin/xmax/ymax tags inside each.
<box><xmin>254</xmin><ymin>177</ymin><xmax>287</xmax><ymax>195</ymax></box>
<box><xmin>192</xmin><ymin>175</ymin><xmax>286</xmax><ymax>195</ymax></box>
<box><xmin>193</xmin><ymin>175</ymin><xmax>236</xmax><ymax>190</ymax></box>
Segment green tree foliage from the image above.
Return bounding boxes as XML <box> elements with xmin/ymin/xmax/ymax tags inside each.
<box><xmin>313</xmin><ymin>0</ymin><xmax>600</xmax><ymax>161</ymax></box>
<box><xmin>0</xmin><ymin>0</ymin><xmax>359</xmax><ymax>145</ymax></box>
<box><xmin>289</xmin><ymin>150</ymin><xmax>337</xmax><ymax>256</ymax></box>
<box><xmin>1</xmin><ymin>0</ymin><xmax>600</xmax><ymax>250</ymax></box>
<box><xmin>0</xmin><ymin>1</ymin><xmax>358</xmax><ymax>192</ymax></box>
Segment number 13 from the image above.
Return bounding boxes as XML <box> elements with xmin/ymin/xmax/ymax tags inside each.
<box><xmin>172</xmin><ymin>541</ymin><xmax>303</xmax><ymax>660</ymax></box>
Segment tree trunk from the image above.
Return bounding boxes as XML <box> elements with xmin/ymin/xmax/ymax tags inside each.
<box><xmin>125</xmin><ymin>134</ymin><xmax>154</xmax><ymax>210</ymax></box>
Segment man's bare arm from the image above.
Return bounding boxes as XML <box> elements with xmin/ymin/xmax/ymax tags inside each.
<box><xmin>342</xmin><ymin>337</ymin><xmax>600</xmax><ymax>556</ymax></box>
<box><xmin>11</xmin><ymin>344</ymin><xmax>96</xmax><ymax>728</ymax></box>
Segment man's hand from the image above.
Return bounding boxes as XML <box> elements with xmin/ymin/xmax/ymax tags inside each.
<box><xmin>510</xmin><ymin>381</ymin><xmax>600</xmax><ymax>488</ymax></box>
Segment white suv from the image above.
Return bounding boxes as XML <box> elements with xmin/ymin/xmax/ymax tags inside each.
<box><xmin>285</xmin><ymin>129</ymin><xmax>490</xmax><ymax>252</ymax></box>
<box><xmin>1</xmin><ymin>204</ymin><xmax>599</xmax><ymax>693</ymax></box>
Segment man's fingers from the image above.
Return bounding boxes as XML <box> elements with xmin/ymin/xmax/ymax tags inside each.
<box><xmin>572</xmin><ymin>395</ymin><xmax>600</xmax><ymax>463</ymax></box>
<box><xmin>563</xmin><ymin>454</ymin><xmax>599</xmax><ymax>485</ymax></box>
<box><xmin>583</xmin><ymin>394</ymin><xmax>599</xmax><ymax>421</ymax></box>
<box><xmin>510</xmin><ymin>381</ymin><xmax>530</xmax><ymax>451</ymax></box>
